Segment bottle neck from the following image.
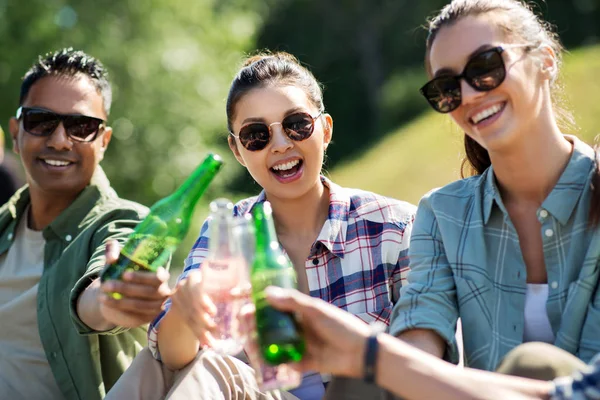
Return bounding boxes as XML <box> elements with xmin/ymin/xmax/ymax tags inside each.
<box><xmin>208</xmin><ymin>216</ymin><xmax>234</xmax><ymax>258</ymax></box>
<box><xmin>254</xmin><ymin>208</ymin><xmax>278</xmax><ymax>255</ymax></box>
<box><xmin>171</xmin><ymin>157</ymin><xmax>221</xmax><ymax>209</ymax></box>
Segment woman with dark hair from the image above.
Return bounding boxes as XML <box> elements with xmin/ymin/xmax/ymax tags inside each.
<box><xmin>389</xmin><ymin>0</ymin><xmax>600</xmax><ymax>376</ymax></box>
<box><xmin>105</xmin><ymin>52</ymin><xmax>415</xmax><ymax>400</ymax></box>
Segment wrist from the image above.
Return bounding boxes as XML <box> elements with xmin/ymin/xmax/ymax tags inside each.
<box><xmin>363</xmin><ymin>333</ymin><xmax>380</xmax><ymax>384</ymax></box>
<box><xmin>362</xmin><ymin>323</ymin><xmax>386</xmax><ymax>384</ymax></box>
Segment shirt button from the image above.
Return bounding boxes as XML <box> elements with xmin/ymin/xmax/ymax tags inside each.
<box><xmin>7</xmin><ymin>233</ymin><xmax>13</xmax><ymax>240</ymax></box>
<box><xmin>312</xmin><ymin>258</ymin><xmax>319</xmax><ymax>266</ymax></box>
<box><xmin>539</xmin><ymin>209</ymin><xmax>548</xmax><ymax>218</ymax></box>
<box><xmin>551</xmin><ymin>281</ymin><xmax>558</xmax><ymax>289</ymax></box>
<box><xmin>65</xmin><ymin>235</ymin><xmax>72</xmax><ymax>242</ymax></box>
<box><xmin>545</xmin><ymin>229</ymin><xmax>554</xmax><ymax>237</ymax></box>
<box><xmin>51</xmin><ymin>352</ymin><xmax>57</xmax><ymax>359</ymax></box>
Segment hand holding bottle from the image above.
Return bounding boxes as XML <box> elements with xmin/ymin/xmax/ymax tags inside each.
<box><xmin>97</xmin><ymin>240</ymin><xmax>172</xmax><ymax>328</ymax></box>
<box><xmin>264</xmin><ymin>286</ymin><xmax>371</xmax><ymax>379</ymax></box>
<box><xmin>169</xmin><ymin>269</ymin><xmax>219</xmax><ymax>347</ymax></box>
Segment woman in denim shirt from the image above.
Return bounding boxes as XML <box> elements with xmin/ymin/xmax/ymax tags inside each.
<box><xmin>389</xmin><ymin>0</ymin><xmax>600</xmax><ymax>373</ymax></box>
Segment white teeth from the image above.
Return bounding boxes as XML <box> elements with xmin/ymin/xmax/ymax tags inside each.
<box><xmin>471</xmin><ymin>104</ymin><xmax>503</xmax><ymax>124</ymax></box>
<box><xmin>272</xmin><ymin>159</ymin><xmax>300</xmax><ymax>171</ymax></box>
<box><xmin>44</xmin><ymin>159</ymin><xmax>71</xmax><ymax>167</ymax></box>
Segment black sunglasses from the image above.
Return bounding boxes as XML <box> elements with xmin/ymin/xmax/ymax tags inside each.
<box><xmin>16</xmin><ymin>107</ymin><xmax>105</xmax><ymax>142</ymax></box>
<box><xmin>420</xmin><ymin>44</ymin><xmax>531</xmax><ymax>113</ymax></box>
<box><xmin>230</xmin><ymin>111</ymin><xmax>323</xmax><ymax>151</ymax></box>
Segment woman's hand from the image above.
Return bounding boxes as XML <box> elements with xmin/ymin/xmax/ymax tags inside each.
<box><xmin>169</xmin><ymin>270</ymin><xmax>218</xmax><ymax>347</ymax></box>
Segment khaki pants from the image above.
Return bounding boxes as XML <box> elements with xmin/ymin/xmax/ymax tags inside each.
<box><xmin>106</xmin><ymin>348</ymin><xmax>299</xmax><ymax>400</ymax></box>
<box><xmin>322</xmin><ymin>342</ymin><xmax>587</xmax><ymax>400</ymax></box>
<box><xmin>108</xmin><ymin>342</ymin><xmax>586</xmax><ymax>400</ymax></box>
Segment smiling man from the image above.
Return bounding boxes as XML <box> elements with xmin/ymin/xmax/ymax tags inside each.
<box><xmin>0</xmin><ymin>48</ymin><xmax>171</xmax><ymax>400</ymax></box>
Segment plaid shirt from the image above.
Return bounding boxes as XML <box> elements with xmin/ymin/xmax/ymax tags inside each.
<box><xmin>551</xmin><ymin>354</ymin><xmax>600</xmax><ymax>400</ymax></box>
<box><xmin>390</xmin><ymin>136</ymin><xmax>600</xmax><ymax>371</ymax></box>
<box><xmin>149</xmin><ymin>177</ymin><xmax>415</xmax><ymax>359</ymax></box>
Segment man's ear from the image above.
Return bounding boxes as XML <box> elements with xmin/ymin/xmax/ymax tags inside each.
<box><xmin>9</xmin><ymin>117</ymin><xmax>20</xmax><ymax>155</ymax></box>
<box><xmin>98</xmin><ymin>126</ymin><xmax>112</xmax><ymax>161</ymax></box>
<box><xmin>228</xmin><ymin>135</ymin><xmax>246</xmax><ymax>166</ymax></box>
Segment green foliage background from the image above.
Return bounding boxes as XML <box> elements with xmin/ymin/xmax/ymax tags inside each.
<box><xmin>1</xmin><ymin>0</ymin><xmax>598</xmax><ymax>272</ymax></box>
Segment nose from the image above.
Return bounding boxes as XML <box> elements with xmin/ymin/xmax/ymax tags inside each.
<box><xmin>269</xmin><ymin>123</ymin><xmax>293</xmax><ymax>154</ymax></box>
<box><xmin>46</xmin><ymin>122</ymin><xmax>73</xmax><ymax>151</ymax></box>
<box><xmin>459</xmin><ymin>78</ymin><xmax>485</xmax><ymax>106</ymax></box>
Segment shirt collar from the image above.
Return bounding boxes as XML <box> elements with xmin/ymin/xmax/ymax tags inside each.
<box><xmin>482</xmin><ymin>165</ymin><xmax>504</xmax><ymax>224</ymax></box>
<box><xmin>45</xmin><ymin>166</ymin><xmax>116</xmax><ymax>242</ymax></box>
<box><xmin>542</xmin><ymin>136</ymin><xmax>594</xmax><ymax>225</ymax></box>
<box><xmin>245</xmin><ymin>176</ymin><xmax>350</xmax><ymax>258</ymax></box>
<box><xmin>482</xmin><ymin>136</ymin><xmax>595</xmax><ymax>225</ymax></box>
<box><xmin>4</xmin><ymin>166</ymin><xmax>115</xmax><ymax>243</ymax></box>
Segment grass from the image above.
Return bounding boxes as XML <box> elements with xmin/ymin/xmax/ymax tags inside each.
<box><xmin>329</xmin><ymin>44</ymin><xmax>600</xmax><ymax>206</ymax></box>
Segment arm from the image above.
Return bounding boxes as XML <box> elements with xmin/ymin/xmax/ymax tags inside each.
<box><xmin>77</xmin><ymin>278</ymin><xmax>114</xmax><ymax>331</ymax></box>
<box><xmin>76</xmin><ymin>240</ymin><xmax>172</xmax><ymax>331</ymax></box>
<box><xmin>156</xmin><ymin>270</ymin><xmax>215</xmax><ymax>369</ymax></box>
<box><xmin>375</xmin><ymin>334</ymin><xmax>552</xmax><ymax>400</ymax></box>
<box><xmin>388</xmin><ymin>211</ymin><xmax>446</xmax><ymax>358</ymax></box>
<box><xmin>266</xmin><ymin>287</ymin><xmax>553</xmax><ymax>400</ymax></box>
<box><xmin>70</xmin><ymin>211</ymin><xmax>169</xmax><ymax>335</ymax></box>
<box><xmin>389</xmin><ymin>193</ymin><xmax>460</xmax><ymax>362</ymax></box>
<box><xmin>397</xmin><ymin>328</ymin><xmax>446</xmax><ymax>358</ymax></box>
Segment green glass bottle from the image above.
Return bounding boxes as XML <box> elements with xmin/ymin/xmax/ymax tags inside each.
<box><xmin>100</xmin><ymin>153</ymin><xmax>223</xmax><ymax>295</ymax></box>
<box><xmin>250</xmin><ymin>201</ymin><xmax>305</xmax><ymax>366</ymax></box>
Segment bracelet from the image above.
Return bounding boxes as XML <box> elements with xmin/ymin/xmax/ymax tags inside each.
<box><xmin>363</xmin><ymin>332</ymin><xmax>380</xmax><ymax>384</ymax></box>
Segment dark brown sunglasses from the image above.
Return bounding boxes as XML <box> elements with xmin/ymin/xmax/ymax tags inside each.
<box><xmin>16</xmin><ymin>106</ymin><xmax>105</xmax><ymax>142</ymax></box>
<box><xmin>230</xmin><ymin>111</ymin><xmax>323</xmax><ymax>151</ymax></box>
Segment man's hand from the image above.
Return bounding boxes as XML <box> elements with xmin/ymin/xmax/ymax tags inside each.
<box><xmin>77</xmin><ymin>240</ymin><xmax>172</xmax><ymax>331</ymax></box>
<box><xmin>265</xmin><ymin>286</ymin><xmax>371</xmax><ymax>378</ymax></box>
<box><xmin>97</xmin><ymin>240</ymin><xmax>172</xmax><ymax>328</ymax></box>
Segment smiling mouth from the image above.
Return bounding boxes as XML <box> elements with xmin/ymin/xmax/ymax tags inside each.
<box><xmin>40</xmin><ymin>159</ymin><xmax>74</xmax><ymax>167</ymax></box>
<box><xmin>470</xmin><ymin>102</ymin><xmax>506</xmax><ymax>125</ymax></box>
<box><xmin>271</xmin><ymin>159</ymin><xmax>303</xmax><ymax>178</ymax></box>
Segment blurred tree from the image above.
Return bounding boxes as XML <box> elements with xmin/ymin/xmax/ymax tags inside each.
<box><xmin>0</xmin><ymin>0</ymin><xmax>268</xmax><ymax>204</ymax></box>
<box><xmin>1</xmin><ymin>0</ymin><xmax>598</xmax><ymax>197</ymax></box>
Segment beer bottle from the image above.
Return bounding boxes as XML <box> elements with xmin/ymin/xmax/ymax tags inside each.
<box><xmin>250</xmin><ymin>201</ymin><xmax>305</xmax><ymax>365</ymax></box>
<box><xmin>100</xmin><ymin>153</ymin><xmax>223</xmax><ymax>295</ymax></box>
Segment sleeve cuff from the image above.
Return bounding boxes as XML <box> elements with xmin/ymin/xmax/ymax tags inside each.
<box><xmin>69</xmin><ymin>267</ymin><xmax>129</xmax><ymax>336</ymax></box>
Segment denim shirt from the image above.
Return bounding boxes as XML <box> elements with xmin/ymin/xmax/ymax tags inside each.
<box><xmin>390</xmin><ymin>137</ymin><xmax>600</xmax><ymax>371</ymax></box>
<box><xmin>0</xmin><ymin>167</ymin><xmax>150</xmax><ymax>399</ymax></box>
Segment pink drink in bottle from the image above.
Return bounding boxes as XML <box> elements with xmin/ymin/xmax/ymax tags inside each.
<box><xmin>201</xmin><ymin>199</ymin><xmax>249</xmax><ymax>355</ymax></box>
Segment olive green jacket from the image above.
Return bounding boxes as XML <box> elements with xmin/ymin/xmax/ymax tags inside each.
<box><xmin>0</xmin><ymin>167</ymin><xmax>150</xmax><ymax>399</ymax></box>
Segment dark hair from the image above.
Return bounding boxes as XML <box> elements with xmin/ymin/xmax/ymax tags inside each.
<box><xmin>225</xmin><ymin>51</ymin><xmax>324</xmax><ymax>135</ymax></box>
<box><xmin>425</xmin><ymin>0</ymin><xmax>600</xmax><ymax>227</ymax></box>
<box><xmin>20</xmin><ymin>48</ymin><xmax>112</xmax><ymax>117</ymax></box>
